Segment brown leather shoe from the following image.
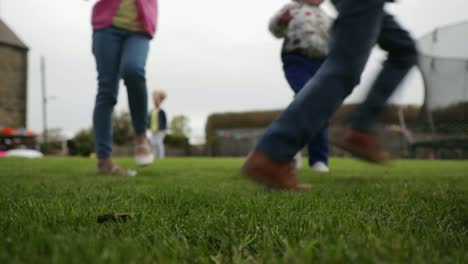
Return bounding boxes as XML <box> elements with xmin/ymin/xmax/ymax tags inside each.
<box><xmin>331</xmin><ymin>128</ymin><xmax>388</xmax><ymax>163</ymax></box>
<box><xmin>242</xmin><ymin>151</ymin><xmax>312</xmax><ymax>190</ymax></box>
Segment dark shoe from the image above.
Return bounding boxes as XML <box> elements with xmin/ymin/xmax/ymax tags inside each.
<box><xmin>331</xmin><ymin>128</ymin><xmax>388</xmax><ymax>163</ymax></box>
<box><xmin>242</xmin><ymin>151</ymin><xmax>312</xmax><ymax>190</ymax></box>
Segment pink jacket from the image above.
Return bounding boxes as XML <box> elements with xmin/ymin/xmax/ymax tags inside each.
<box><xmin>92</xmin><ymin>0</ymin><xmax>158</xmax><ymax>38</ymax></box>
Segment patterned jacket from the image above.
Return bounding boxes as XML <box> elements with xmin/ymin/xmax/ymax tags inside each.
<box><xmin>269</xmin><ymin>2</ymin><xmax>333</xmax><ymax>58</ymax></box>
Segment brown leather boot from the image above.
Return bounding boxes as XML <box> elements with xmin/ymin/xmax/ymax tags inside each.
<box><xmin>241</xmin><ymin>151</ymin><xmax>312</xmax><ymax>190</ymax></box>
<box><xmin>331</xmin><ymin>128</ymin><xmax>388</xmax><ymax>163</ymax></box>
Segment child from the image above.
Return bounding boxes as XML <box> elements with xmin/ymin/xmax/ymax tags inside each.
<box><xmin>269</xmin><ymin>0</ymin><xmax>333</xmax><ymax>172</ymax></box>
<box><xmin>148</xmin><ymin>90</ymin><xmax>168</xmax><ymax>159</ymax></box>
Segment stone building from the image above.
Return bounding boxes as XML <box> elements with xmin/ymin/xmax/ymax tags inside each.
<box><xmin>0</xmin><ymin>19</ymin><xmax>28</xmax><ymax>128</ymax></box>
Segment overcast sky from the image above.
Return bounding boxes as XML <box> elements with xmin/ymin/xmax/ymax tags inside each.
<box><xmin>2</xmin><ymin>0</ymin><xmax>468</xmax><ymax>142</ymax></box>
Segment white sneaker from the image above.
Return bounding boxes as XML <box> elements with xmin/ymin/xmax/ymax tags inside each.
<box><xmin>134</xmin><ymin>142</ymin><xmax>154</xmax><ymax>167</ymax></box>
<box><xmin>310</xmin><ymin>161</ymin><xmax>329</xmax><ymax>173</ymax></box>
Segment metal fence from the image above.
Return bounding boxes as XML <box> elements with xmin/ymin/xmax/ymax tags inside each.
<box><xmin>412</xmin><ymin>21</ymin><xmax>468</xmax><ymax>158</ymax></box>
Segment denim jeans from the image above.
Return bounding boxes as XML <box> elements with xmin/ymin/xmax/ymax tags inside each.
<box><xmin>92</xmin><ymin>26</ymin><xmax>150</xmax><ymax>159</ymax></box>
<box><xmin>256</xmin><ymin>0</ymin><xmax>417</xmax><ymax>162</ymax></box>
<box><xmin>282</xmin><ymin>54</ymin><xmax>329</xmax><ymax>165</ymax></box>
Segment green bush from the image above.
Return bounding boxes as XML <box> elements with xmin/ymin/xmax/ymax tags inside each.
<box><xmin>164</xmin><ymin>133</ymin><xmax>189</xmax><ymax>148</ymax></box>
<box><xmin>69</xmin><ymin>129</ymin><xmax>94</xmax><ymax>157</ymax></box>
<box><xmin>113</xmin><ymin>112</ymin><xmax>133</xmax><ymax>146</ymax></box>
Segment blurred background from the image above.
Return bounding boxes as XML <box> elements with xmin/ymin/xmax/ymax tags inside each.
<box><xmin>0</xmin><ymin>0</ymin><xmax>467</xmax><ymax>158</ymax></box>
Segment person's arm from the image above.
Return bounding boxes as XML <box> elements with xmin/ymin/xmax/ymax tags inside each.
<box><xmin>160</xmin><ymin>110</ymin><xmax>167</xmax><ymax>131</ymax></box>
<box><xmin>269</xmin><ymin>4</ymin><xmax>296</xmax><ymax>38</ymax></box>
<box><xmin>147</xmin><ymin>111</ymin><xmax>151</xmax><ymax>130</ymax></box>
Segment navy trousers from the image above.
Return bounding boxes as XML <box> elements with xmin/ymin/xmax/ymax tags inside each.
<box><xmin>282</xmin><ymin>54</ymin><xmax>328</xmax><ymax>165</ymax></box>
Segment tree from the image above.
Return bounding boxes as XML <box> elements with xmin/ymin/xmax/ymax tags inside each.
<box><xmin>70</xmin><ymin>129</ymin><xmax>94</xmax><ymax>156</ymax></box>
<box><xmin>170</xmin><ymin>115</ymin><xmax>191</xmax><ymax>137</ymax></box>
<box><xmin>113</xmin><ymin>112</ymin><xmax>133</xmax><ymax>146</ymax></box>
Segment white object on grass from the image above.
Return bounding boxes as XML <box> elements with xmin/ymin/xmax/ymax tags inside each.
<box><xmin>126</xmin><ymin>169</ymin><xmax>137</xmax><ymax>177</ymax></box>
<box><xmin>6</xmin><ymin>149</ymin><xmax>44</xmax><ymax>159</ymax></box>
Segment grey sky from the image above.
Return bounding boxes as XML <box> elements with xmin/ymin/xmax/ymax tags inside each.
<box><xmin>2</xmin><ymin>0</ymin><xmax>468</xmax><ymax>142</ymax></box>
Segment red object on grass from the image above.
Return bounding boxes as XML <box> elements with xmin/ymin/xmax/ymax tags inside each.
<box><xmin>2</xmin><ymin>127</ymin><xmax>14</xmax><ymax>135</ymax></box>
<box><xmin>1</xmin><ymin>127</ymin><xmax>36</xmax><ymax>136</ymax></box>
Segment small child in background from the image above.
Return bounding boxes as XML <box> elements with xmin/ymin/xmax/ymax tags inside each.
<box><xmin>148</xmin><ymin>90</ymin><xmax>168</xmax><ymax>159</ymax></box>
<box><xmin>269</xmin><ymin>0</ymin><xmax>333</xmax><ymax>172</ymax></box>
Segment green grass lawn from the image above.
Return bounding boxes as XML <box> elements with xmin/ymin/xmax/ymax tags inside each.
<box><xmin>0</xmin><ymin>157</ymin><xmax>467</xmax><ymax>263</ymax></box>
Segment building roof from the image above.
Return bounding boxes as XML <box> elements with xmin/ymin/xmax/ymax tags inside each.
<box><xmin>0</xmin><ymin>19</ymin><xmax>28</xmax><ymax>50</ymax></box>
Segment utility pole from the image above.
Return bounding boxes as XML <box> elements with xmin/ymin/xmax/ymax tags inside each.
<box><xmin>41</xmin><ymin>56</ymin><xmax>48</xmax><ymax>149</ymax></box>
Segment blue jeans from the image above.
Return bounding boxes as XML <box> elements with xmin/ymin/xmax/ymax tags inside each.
<box><xmin>256</xmin><ymin>0</ymin><xmax>417</xmax><ymax>162</ymax></box>
<box><xmin>92</xmin><ymin>26</ymin><xmax>150</xmax><ymax>159</ymax></box>
<box><xmin>282</xmin><ymin>54</ymin><xmax>328</xmax><ymax>165</ymax></box>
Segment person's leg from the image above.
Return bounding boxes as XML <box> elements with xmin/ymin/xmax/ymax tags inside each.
<box><xmin>255</xmin><ymin>0</ymin><xmax>386</xmax><ymax>162</ymax></box>
<box><xmin>152</xmin><ymin>132</ymin><xmax>161</xmax><ymax>158</ymax></box>
<box><xmin>120</xmin><ymin>32</ymin><xmax>153</xmax><ymax>165</ymax></box>
<box><xmin>92</xmin><ymin>27</ymin><xmax>123</xmax><ymax>165</ymax></box>
<box><xmin>283</xmin><ymin>54</ymin><xmax>329</xmax><ymax>168</ymax></box>
<box><xmin>243</xmin><ymin>0</ymin><xmax>388</xmax><ymax>188</ymax></box>
<box><xmin>120</xmin><ymin>32</ymin><xmax>150</xmax><ymax>137</ymax></box>
<box><xmin>308</xmin><ymin>126</ymin><xmax>329</xmax><ymax>166</ymax></box>
<box><xmin>151</xmin><ymin>133</ymin><xmax>159</xmax><ymax>157</ymax></box>
<box><xmin>282</xmin><ymin>54</ymin><xmax>315</xmax><ymax>170</ymax></box>
<box><xmin>282</xmin><ymin>54</ymin><xmax>316</xmax><ymax>94</ymax></box>
<box><xmin>351</xmin><ymin>13</ymin><xmax>417</xmax><ymax>132</ymax></box>
<box><xmin>156</xmin><ymin>131</ymin><xmax>166</xmax><ymax>159</ymax></box>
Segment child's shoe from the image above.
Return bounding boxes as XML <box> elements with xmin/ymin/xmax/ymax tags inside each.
<box><xmin>310</xmin><ymin>161</ymin><xmax>329</xmax><ymax>173</ymax></box>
